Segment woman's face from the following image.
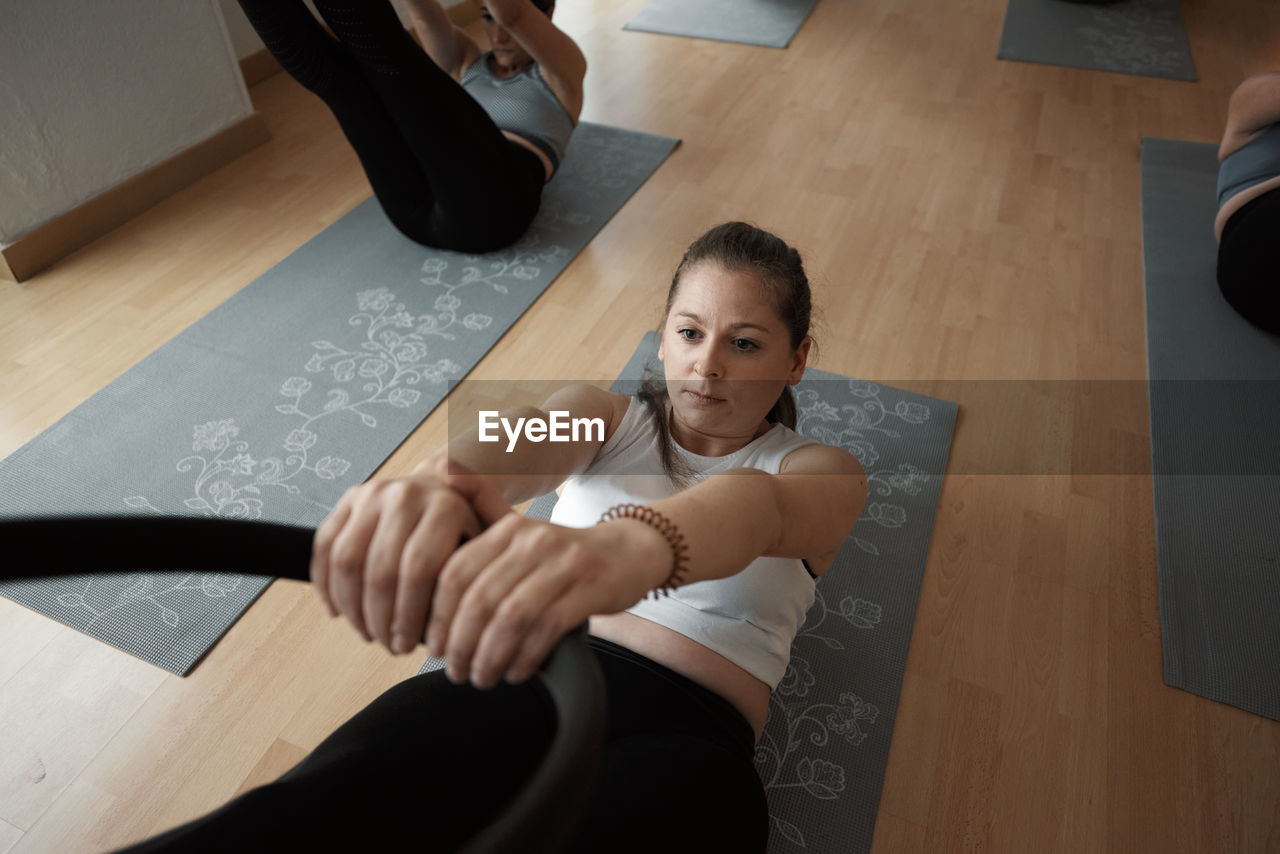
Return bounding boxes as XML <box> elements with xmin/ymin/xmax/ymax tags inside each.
<box><xmin>481</xmin><ymin>6</ymin><xmax>542</xmax><ymax>72</ymax></box>
<box><xmin>658</xmin><ymin>262</ymin><xmax>810</xmax><ymax>449</ymax></box>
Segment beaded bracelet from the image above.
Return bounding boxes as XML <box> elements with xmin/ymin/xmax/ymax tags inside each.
<box><xmin>598</xmin><ymin>503</ymin><xmax>690</xmax><ymax>600</ymax></box>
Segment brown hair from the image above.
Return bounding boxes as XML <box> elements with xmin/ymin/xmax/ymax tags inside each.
<box><xmin>639</xmin><ymin>221</ymin><xmax>814</xmax><ymax>483</ymax></box>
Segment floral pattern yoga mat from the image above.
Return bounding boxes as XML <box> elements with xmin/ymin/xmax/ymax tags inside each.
<box><xmin>997</xmin><ymin>0</ymin><xmax>1196</xmax><ymax>82</ymax></box>
<box><xmin>0</xmin><ymin>122</ymin><xmax>679</xmax><ymax>676</ymax></box>
<box><xmin>421</xmin><ymin>331</ymin><xmax>960</xmax><ymax>853</ymax></box>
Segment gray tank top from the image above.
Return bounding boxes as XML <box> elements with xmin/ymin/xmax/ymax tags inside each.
<box><xmin>461</xmin><ymin>53</ymin><xmax>575</xmax><ymax>172</ymax></box>
<box><xmin>1217</xmin><ymin>122</ymin><xmax>1280</xmax><ymax>207</ymax></box>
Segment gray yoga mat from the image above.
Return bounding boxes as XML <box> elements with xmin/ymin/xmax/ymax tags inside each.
<box><xmin>0</xmin><ymin>122</ymin><xmax>679</xmax><ymax>676</ymax></box>
<box><xmin>997</xmin><ymin>0</ymin><xmax>1196</xmax><ymax>81</ymax></box>
<box><xmin>623</xmin><ymin>0</ymin><xmax>818</xmax><ymax>49</ymax></box>
<box><xmin>421</xmin><ymin>331</ymin><xmax>959</xmax><ymax>853</ymax></box>
<box><xmin>1140</xmin><ymin>138</ymin><xmax>1280</xmax><ymax>721</ymax></box>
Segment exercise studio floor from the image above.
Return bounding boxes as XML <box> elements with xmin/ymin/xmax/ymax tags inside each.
<box><xmin>2</xmin><ymin>0</ymin><xmax>1278</xmax><ymax>851</ymax></box>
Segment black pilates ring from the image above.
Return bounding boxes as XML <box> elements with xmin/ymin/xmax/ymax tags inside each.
<box><xmin>0</xmin><ymin>515</ymin><xmax>606</xmax><ymax>854</ymax></box>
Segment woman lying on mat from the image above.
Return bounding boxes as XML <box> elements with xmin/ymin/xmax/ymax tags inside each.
<box><xmin>121</xmin><ymin>222</ymin><xmax>867</xmax><ymax>853</ymax></box>
<box><xmin>1215</xmin><ymin>71</ymin><xmax>1280</xmax><ymax>334</ymax></box>
<box><xmin>236</xmin><ymin>0</ymin><xmax>585</xmax><ymax>253</ymax></box>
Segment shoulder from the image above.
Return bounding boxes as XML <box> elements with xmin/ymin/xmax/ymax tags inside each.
<box><xmin>1221</xmin><ymin>72</ymin><xmax>1280</xmax><ymax>158</ymax></box>
<box><xmin>1228</xmin><ymin>72</ymin><xmax>1280</xmax><ymax>121</ymax></box>
<box><xmin>756</xmin><ymin>441</ymin><xmax>868</xmax><ymax>574</ymax></box>
<box><xmin>458</xmin><ymin>50</ymin><xmax>487</xmax><ymax>82</ymax></box>
<box><xmin>778</xmin><ymin>441</ymin><xmax>865</xmax><ymax>478</ymax></box>
<box><xmin>453</xmin><ymin>41</ymin><xmax>485</xmax><ymax>80</ymax></box>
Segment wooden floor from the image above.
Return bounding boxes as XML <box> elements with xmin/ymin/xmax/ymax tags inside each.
<box><xmin>3</xmin><ymin>0</ymin><xmax>1279</xmax><ymax>851</ymax></box>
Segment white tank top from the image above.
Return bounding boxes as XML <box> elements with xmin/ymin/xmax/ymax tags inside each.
<box><xmin>549</xmin><ymin>395</ymin><xmax>819</xmax><ymax>688</ymax></box>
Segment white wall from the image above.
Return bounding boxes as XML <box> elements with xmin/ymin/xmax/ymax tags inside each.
<box><xmin>0</xmin><ymin>1</ymin><xmax>253</xmax><ymax>247</ymax></box>
<box><xmin>217</xmin><ymin>0</ymin><xmax>466</xmax><ymax>61</ymax></box>
<box><xmin>219</xmin><ymin>0</ymin><xmax>273</xmax><ymax>61</ymax></box>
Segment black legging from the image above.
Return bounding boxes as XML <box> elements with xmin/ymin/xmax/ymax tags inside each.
<box><xmin>1217</xmin><ymin>189</ymin><xmax>1280</xmax><ymax>334</ymax></box>
<box><xmin>116</xmin><ymin>637</ymin><xmax>768</xmax><ymax>853</ymax></box>
<box><xmin>238</xmin><ymin>0</ymin><xmax>546</xmax><ymax>253</ymax></box>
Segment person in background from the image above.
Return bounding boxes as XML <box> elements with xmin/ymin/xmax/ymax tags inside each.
<box><xmin>236</xmin><ymin>0</ymin><xmax>585</xmax><ymax>252</ymax></box>
<box><xmin>1215</xmin><ymin>71</ymin><xmax>1280</xmax><ymax>334</ymax></box>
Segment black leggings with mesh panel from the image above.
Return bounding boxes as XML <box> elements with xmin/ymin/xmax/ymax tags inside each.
<box><xmin>237</xmin><ymin>0</ymin><xmax>545</xmax><ymax>253</ymax></box>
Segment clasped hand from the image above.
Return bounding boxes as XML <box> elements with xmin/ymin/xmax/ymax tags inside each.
<box><xmin>310</xmin><ymin>458</ymin><xmax>657</xmax><ymax>688</ymax></box>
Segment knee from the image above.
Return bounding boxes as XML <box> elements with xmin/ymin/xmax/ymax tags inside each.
<box><xmin>1225</xmin><ymin>71</ymin><xmax>1280</xmax><ymax>136</ymax></box>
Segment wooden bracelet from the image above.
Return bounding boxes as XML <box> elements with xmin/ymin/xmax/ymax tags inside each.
<box><xmin>598</xmin><ymin>503</ymin><xmax>690</xmax><ymax>600</ymax></box>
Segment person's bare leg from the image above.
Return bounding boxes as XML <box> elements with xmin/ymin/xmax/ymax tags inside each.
<box><xmin>310</xmin><ymin>0</ymin><xmax>544</xmax><ymax>250</ymax></box>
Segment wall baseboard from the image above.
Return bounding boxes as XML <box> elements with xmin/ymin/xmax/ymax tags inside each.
<box><xmin>0</xmin><ymin>113</ymin><xmax>271</xmax><ymax>283</ymax></box>
<box><xmin>235</xmin><ymin>0</ymin><xmax>483</xmax><ymax>86</ymax></box>
<box><xmin>239</xmin><ymin>47</ymin><xmax>281</xmax><ymax>88</ymax></box>
<box><xmin>2</xmin><ymin>0</ymin><xmax>485</xmax><ymax>284</ymax></box>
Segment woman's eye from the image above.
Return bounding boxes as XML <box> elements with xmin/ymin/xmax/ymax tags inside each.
<box><xmin>733</xmin><ymin>338</ymin><xmax>759</xmax><ymax>352</ymax></box>
<box><xmin>678</xmin><ymin>328</ymin><xmax>699</xmax><ymax>341</ymax></box>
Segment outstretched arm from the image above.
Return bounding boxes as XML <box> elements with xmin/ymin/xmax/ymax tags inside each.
<box><xmin>608</xmin><ymin>442</ymin><xmax>868</xmax><ymax>585</ymax></box>
<box><xmin>404</xmin><ymin>0</ymin><xmax>483</xmax><ymax>79</ymax></box>
<box><xmin>438</xmin><ymin>382</ymin><xmax>628</xmax><ymax>504</ymax></box>
<box><xmin>309</xmin><ymin>383</ymin><xmax>626</xmax><ymax>652</ymax></box>
<box><xmin>426</xmin><ymin>442</ymin><xmax>868</xmax><ymax>687</ymax></box>
<box><xmin>485</xmin><ymin>0</ymin><xmax>587</xmax><ymax>120</ymax></box>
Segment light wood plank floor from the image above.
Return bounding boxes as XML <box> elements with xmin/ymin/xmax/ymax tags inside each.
<box><xmin>3</xmin><ymin>0</ymin><xmax>1279</xmax><ymax>851</ymax></box>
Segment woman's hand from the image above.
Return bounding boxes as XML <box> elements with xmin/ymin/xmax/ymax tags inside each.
<box><xmin>310</xmin><ymin>458</ymin><xmax>487</xmax><ymax>655</ymax></box>
<box><xmin>425</xmin><ymin>462</ymin><xmax>670</xmax><ymax>688</ymax></box>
